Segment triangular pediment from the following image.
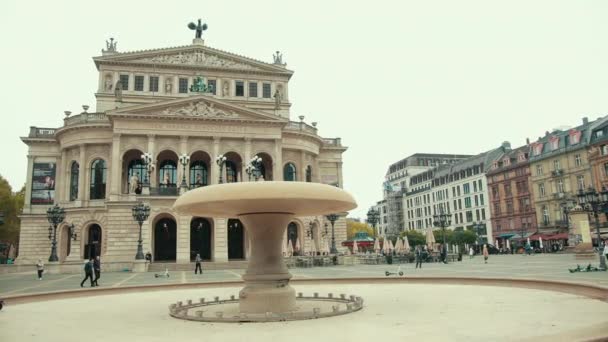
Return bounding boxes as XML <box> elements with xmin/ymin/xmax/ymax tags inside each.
<box><xmin>107</xmin><ymin>95</ymin><xmax>287</xmax><ymax>123</ymax></box>
<box><xmin>94</xmin><ymin>44</ymin><xmax>292</xmax><ymax>75</ymax></box>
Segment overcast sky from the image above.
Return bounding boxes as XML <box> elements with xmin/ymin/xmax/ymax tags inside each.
<box><xmin>1</xmin><ymin>0</ymin><xmax>607</xmax><ymax>219</ymax></box>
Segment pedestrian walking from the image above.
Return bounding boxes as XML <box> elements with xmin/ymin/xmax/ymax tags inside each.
<box><xmin>36</xmin><ymin>259</ymin><xmax>44</xmax><ymax>280</ymax></box>
<box><xmin>93</xmin><ymin>256</ymin><xmax>101</xmax><ymax>286</ymax></box>
<box><xmin>483</xmin><ymin>244</ymin><xmax>489</xmax><ymax>264</ymax></box>
<box><xmin>80</xmin><ymin>259</ymin><xmax>94</xmax><ymax>287</ymax></box>
<box><xmin>469</xmin><ymin>247</ymin><xmax>474</xmax><ymax>259</ymax></box>
<box><xmin>415</xmin><ymin>246</ymin><xmax>422</xmax><ymax>269</ymax></box>
<box><xmin>194</xmin><ymin>253</ymin><xmax>203</xmax><ymax>274</ymax></box>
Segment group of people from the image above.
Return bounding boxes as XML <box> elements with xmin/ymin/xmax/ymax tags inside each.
<box><xmin>80</xmin><ymin>256</ymin><xmax>101</xmax><ymax>287</ymax></box>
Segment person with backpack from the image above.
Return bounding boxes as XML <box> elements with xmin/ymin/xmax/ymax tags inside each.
<box><xmin>194</xmin><ymin>253</ymin><xmax>203</xmax><ymax>274</ymax></box>
<box><xmin>36</xmin><ymin>259</ymin><xmax>44</xmax><ymax>280</ymax></box>
<box><xmin>80</xmin><ymin>259</ymin><xmax>94</xmax><ymax>287</ymax></box>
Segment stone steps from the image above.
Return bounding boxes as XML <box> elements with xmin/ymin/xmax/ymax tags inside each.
<box><xmin>147</xmin><ymin>261</ymin><xmax>248</xmax><ymax>272</ymax></box>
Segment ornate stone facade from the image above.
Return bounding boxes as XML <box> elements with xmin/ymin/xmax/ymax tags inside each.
<box><xmin>18</xmin><ymin>37</ymin><xmax>348</xmax><ymax>271</ymax></box>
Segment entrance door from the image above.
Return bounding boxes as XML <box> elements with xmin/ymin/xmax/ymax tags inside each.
<box><xmin>227</xmin><ymin>219</ymin><xmax>244</xmax><ymax>260</ymax></box>
<box><xmin>154</xmin><ymin>218</ymin><xmax>177</xmax><ymax>261</ymax></box>
<box><xmin>190</xmin><ymin>218</ymin><xmax>212</xmax><ymax>261</ymax></box>
<box><xmin>84</xmin><ymin>224</ymin><xmax>102</xmax><ymax>259</ymax></box>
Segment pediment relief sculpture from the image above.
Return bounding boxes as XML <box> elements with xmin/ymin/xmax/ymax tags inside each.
<box><xmin>160</xmin><ymin>101</ymin><xmax>238</xmax><ymax>118</ymax></box>
<box><xmin>134</xmin><ymin>51</ymin><xmax>259</xmax><ymax>70</ymax></box>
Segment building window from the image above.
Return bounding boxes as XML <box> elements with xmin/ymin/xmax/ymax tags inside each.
<box><xmin>262</xmin><ymin>83</ymin><xmax>271</xmax><ymax>98</ymax></box>
<box><xmin>473</xmin><ymin>181</ymin><xmax>477</xmax><ymax>192</ymax></box>
<box><xmin>159</xmin><ymin>160</ymin><xmax>177</xmax><ymax>187</ymax></box>
<box><xmin>119</xmin><ymin>74</ymin><xmax>129</xmax><ymax>90</ymax></box>
<box><xmin>127</xmin><ymin>159</ymin><xmax>146</xmax><ymax>193</ymax></box>
<box><xmin>493</xmin><ymin>203</ymin><xmax>501</xmax><ymax>215</ymax></box>
<box><xmin>474</xmin><ymin>195</ymin><xmax>479</xmax><ymax>207</ymax></box>
<box><xmin>577</xmin><ymin>175</ymin><xmax>585</xmax><ymax>190</ymax></box>
<box><xmin>475</xmin><ymin>209</ymin><xmax>480</xmax><ymax>221</ymax></box>
<box><xmin>464</xmin><ymin>197</ymin><xmax>471</xmax><ymax>208</ymax></box>
<box><xmin>504</xmin><ymin>184</ymin><xmax>511</xmax><ymax>196</ymax></box>
<box><xmin>466</xmin><ymin>211</ymin><xmax>473</xmax><ymax>223</ymax></box>
<box><xmin>90</xmin><ymin>159</ymin><xmax>107</xmax><ymax>200</ymax></box>
<box><xmin>481</xmin><ymin>208</ymin><xmax>486</xmax><ymax>220</ymax></box>
<box><xmin>542</xmin><ymin>206</ymin><xmax>550</xmax><ymax>225</ymax></box>
<box><xmin>190</xmin><ymin>161</ymin><xmax>208</xmax><ymax>188</ymax></box>
<box><xmin>539</xmin><ymin>183</ymin><xmax>545</xmax><ymax>197</ymax></box>
<box><xmin>226</xmin><ymin>161</ymin><xmax>238</xmax><ymax>183</ymax></box>
<box><xmin>208</xmin><ymin>79</ymin><xmax>217</xmax><ymax>95</ymax></box>
<box><xmin>459</xmin><ymin>212</ymin><xmax>463</xmax><ymax>223</ymax></box>
<box><xmin>506</xmin><ymin>201</ymin><xmax>513</xmax><ymax>214</ymax></box>
<box><xmin>235</xmin><ymin>81</ymin><xmax>244</xmax><ymax>96</ymax></box>
<box><xmin>457</xmin><ymin>186</ymin><xmax>461</xmax><ymax>196</ymax></box>
<box><xmin>557</xmin><ymin>179</ymin><xmax>564</xmax><ymax>193</ymax></box>
<box><xmin>602</xmin><ymin>145</ymin><xmax>608</xmax><ymax>156</ymax></box>
<box><xmin>463</xmin><ymin>183</ymin><xmax>470</xmax><ymax>194</ymax></box>
<box><xmin>69</xmin><ymin>162</ymin><xmax>79</xmax><ymax>201</ymax></box>
<box><xmin>458</xmin><ymin>199</ymin><xmax>462</xmax><ymax>210</ymax></box>
<box><xmin>179</xmin><ymin>78</ymin><xmax>188</xmax><ymax>93</ymax></box>
<box><xmin>134</xmin><ymin>76</ymin><xmax>144</xmax><ymax>91</ymax></box>
<box><xmin>604</xmin><ymin>163</ymin><xmax>608</xmax><ymax>177</ymax></box>
<box><xmin>492</xmin><ymin>186</ymin><xmax>499</xmax><ymax>199</ymax></box>
<box><xmin>248</xmin><ymin>82</ymin><xmax>258</xmax><ymax>97</ymax></box>
<box><xmin>574</xmin><ymin>154</ymin><xmax>582</xmax><ymax>167</ymax></box>
<box><xmin>149</xmin><ymin>76</ymin><xmax>159</xmax><ymax>92</ymax></box>
<box><xmin>553</xmin><ymin>159</ymin><xmax>561</xmax><ymax>171</ymax></box>
<box><xmin>536</xmin><ymin>165</ymin><xmax>543</xmax><ymax>176</ymax></box>
<box><xmin>480</xmin><ymin>193</ymin><xmax>484</xmax><ymax>205</ymax></box>
<box><xmin>305</xmin><ymin>165</ymin><xmax>312</xmax><ymax>182</ymax></box>
<box><xmin>284</xmin><ymin>163</ymin><xmax>297</xmax><ymax>181</ymax></box>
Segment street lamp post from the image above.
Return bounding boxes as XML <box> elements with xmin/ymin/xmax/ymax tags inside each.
<box><xmin>216</xmin><ymin>154</ymin><xmax>227</xmax><ymax>184</ymax></box>
<box><xmin>576</xmin><ymin>187</ymin><xmax>608</xmax><ymax>270</ymax></box>
<box><xmin>433</xmin><ymin>205</ymin><xmax>451</xmax><ymax>263</ymax></box>
<box><xmin>46</xmin><ymin>204</ymin><xmax>66</xmax><ymax>262</ymax></box>
<box><xmin>326</xmin><ymin>213</ymin><xmax>339</xmax><ymax>254</ymax></box>
<box><xmin>132</xmin><ymin>202</ymin><xmax>151</xmax><ymax>260</ymax></box>
<box><xmin>366</xmin><ymin>208</ymin><xmax>380</xmax><ymax>236</ymax></box>
<box><xmin>179</xmin><ymin>154</ymin><xmax>190</xmax><ymax>192</ymax></box>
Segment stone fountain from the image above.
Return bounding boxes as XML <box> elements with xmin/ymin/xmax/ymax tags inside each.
<box><xmin>172</xmin><ymin>181</ymin><xmax>359</xmax><ymax>321</ymax></box>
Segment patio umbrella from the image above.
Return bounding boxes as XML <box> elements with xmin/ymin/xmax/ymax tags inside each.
<box><xmin>495</xmin><ymin>239</ymin><xmax>499</xmax><ymax>248</ymax></box>
<box><xmin>426</xmin><ymin>229</ymin><xmax>436</xmax><ymax>248</ymax></box>
<box><xmin>382</xmin><ymin>239</ymin><xmax>389</xmax><ymax>254</ymax></box>
<box><xmin>395</xmin><ymin>238</ymin><xmax>403</xmax><ymax>254</ymax></box>
<box><xmin>403</xmin><ymin>236</ymin><xmax>411</xmax><ymax>253</ymax></box>
<box><xmin>388</xmin><ymin>239</ymin><xmax>394</xmax><ymax>252</ymax></box>
<box><xmin>352</xmin><ymin>239</ymin><xmax>359</xmax><ymax>254</ymax></box>
<box><xmin>373</xmin><ymin>238</ymin><xmax>381</xmax><ymax>254</ymax></box>
<box><xmin>310</xmin><ymin>241</ymin><xmax>317</xmax><ymax>256</ymax></box>
<box><xmin>287</xmin><ymin>239</ymin><xmax>294</xmax><ymax>256</ymax></box>
<box><xmin>506</xmin><ymin>239</ymin><xmax>511</xmax><ymax>251</ymax></box>
<box><xmin>539</xmin><ymin>237</ymin><xmax>544</xmax><ymax>250</ymax></box>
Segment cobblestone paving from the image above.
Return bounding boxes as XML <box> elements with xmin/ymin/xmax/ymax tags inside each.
<box><xmin>1</xmin><ymin>254</ymin><xmax>606</xmax><ymax>297</ymax></box>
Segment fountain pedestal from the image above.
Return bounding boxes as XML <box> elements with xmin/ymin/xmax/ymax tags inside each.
<box><xmin>173</xmin><ymin>181</ymin><xmax>357</xmax><ymax>315</ymax></box>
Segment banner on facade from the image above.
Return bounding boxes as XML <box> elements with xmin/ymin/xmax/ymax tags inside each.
<box><xmin>31</xmin><ymin>162</ymin><xmax>56</xmax><ymax>205</ymax></box>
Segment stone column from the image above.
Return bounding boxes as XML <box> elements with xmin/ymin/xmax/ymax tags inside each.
<box><xmin>337</xmin><ymin>161</ymin><xmax>343</xmax><ymax>188</ymax></box>
<box><xmin>77</xmin><ymin>145</ymin><xmax>86</xmax><ymax>203</ymax></box>
<box><xmin>147</xmin><ymin>135</ymin><xmax>156</xmax><ymax>187</ymax></box>
<box><xmin>273</xmin><ymin>139</ymin><xmax>283</xmax><ymax>181</ymax></box>
<box><xmin>213</xmin><ymin>218</ymin><xmax>228</xmax><ymax>262</ymax></box>
<box><xmin>300</xmin><ymin>150</ymin><xmax>306</xmax><ymax>182</ymax></box>
<box><xmin>109</xmin><ymin>133</ymin><xmax>121</xmax><ymax>200</ymax></box>
<box><xmin>244</xmin><ymin>138</ymin><xmax>252</xmax><ymax>181</ymax></box>
<box><xmin>176</xmin><ymin>215</ymin><xmax>190</xmax><ymax>264</ymax></box>
<box><xmin>57</xmin><ymin>149</ymin><xmax>67</xmax><ymax>202</ymax></box>
<box><xmin>211</xmin><ymin>137</ymin><xmax>220</xmax><ymax>185</ymax></box>
<box><xmin>23</xmin><ymin>155</ymin><xmax>34</xmax><ymax>211</ymax></box>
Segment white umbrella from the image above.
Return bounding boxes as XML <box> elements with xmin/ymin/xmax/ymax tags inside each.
<box><xmin>506</xmin><ymin>239</ymin><xmax>511</xmax><ymax>251</ymax></box>
<box><xmin>539</xmin><ymin>237</ymin><xmax>544</xmax><ymax>250</ymax></box>
<box><xmin>373</xmin><ymin>238</ymin><xmax>381</xmax><ymax>254</ymax></box>
<box><xmin>352</xmin><ymin>240</ymin><xmax>359</xmax><ymax>254</ymax></box>
<box><xmin>426</xmin><ymin>229</ymin><xmax>436</xmax><ymax>248</ymax></box>
<box><xmin>495</xmin><ymin>239</ymin><xmax>499</xmax><ymax>248</ymax></box>
<box><xmin>526</xmin><ymin>237</ymin><xmax>531</xmax><ymax>246</ymax></box>
<box><xmin>287</xmin><ymin>239</ymin><xmax>294</xmax><ymax>256</ymax></box>
<box><xmin>395</xmin><ymin>238</ymin><xmax>403</xmax><ymax>254</ymax></box>
<box><xmin>403</xmin><ymin>236</ymin><xmax>411</xmax><ymax>253</ymax></box>
<box><xmin>382</xmin><ymin>239</ymin><xmax>389</xmax><ymax>254</ymax></box>
<box><xmin>388</xmin><ymin>239</ymin><xmax>394</xmax><ymax>252</ymax></box>
<box><xmin>310</xmin><ymin>241</ymin><xmax>317</xmax><ymax>256</ymax></box>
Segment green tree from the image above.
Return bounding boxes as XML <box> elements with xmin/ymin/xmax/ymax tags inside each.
<box><xmin>400</xmin><ymin>230</ymin><xmax>425</xmax><ymax>247</ymax></box>
<box><xmin>452</xmin><ymin>230</ymin><xmax>478</xmax><ymax>247</ymax></box>
<box><xmin>346</xmin><ymin>220</ymin><xmax>375</xmax><ymax>240</ymax></box>
<box><xmin>0</xmin><ymin>175</ymin><xmax>24</xmax><ymax>244</ymax></box>
<box><xmin>433</xmin><ymin>229</ymin><xmax>453</xmax><ymax>245</ymax></box>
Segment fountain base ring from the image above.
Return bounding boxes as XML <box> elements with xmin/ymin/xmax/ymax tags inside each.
<box><xmin>169</xmin><ymin>292</ymin><xmax>364</xmax><ymax>323</ymax></box>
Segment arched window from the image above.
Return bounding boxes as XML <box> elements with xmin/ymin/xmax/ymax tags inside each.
<box><xmin>306</xmin><ymin>165</ymin><xmax>312</xmax><ymax>183</ymax></box>
<box><xmin>159</xmin><ymin>160</ymin><xmax>177</xmax><ymax>187</ymax></box>
<box><xmin>542</xmin><ymin>206</ymin><xmax>549</xmax><ymax>225</ymax></box>
<box><xmin>90</xmin><ymin>159</ymin><xmax>106</xmax><ymax>200</ymax></box>
<box><xmin>284</xmin><ymin>163</ymin><xmax>297</xmax><ymax>181</ymax></box>
<box><xmin>69</xmin><ymin>162</ymin><xmax>79</xmax><ymax>201</ymax></box>
<box><xmin>226</xmin><ymin>160</ymin><xmax>238</xmax><ymax>183</ymax></box>
<box><xmin>287</xmin><ymin>222</ymin><xmax>298</xmax><ymax>251</ymax></box>
<box><xmin>190</xmin><ymin>161</ymin><xmax>208</xmax><ymax>188</ymax></box>
<box><xmin>258</xmin><ymin>163</ymin><xmax>266</xmax><ymax>180</ymax></box>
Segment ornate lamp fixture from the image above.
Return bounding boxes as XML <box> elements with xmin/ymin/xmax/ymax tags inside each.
<box><xmin>325</xmin><ymin>214</ymin><xmax>339</xmax><ymax>254</ymax></box>
<box><xmin>216</xmin><ymin>154</ymin><xmax>227</xmax><ymax>184</ymax></box>
<box><xmin>433</xmin><ymin>205</ymin><xmax>452</xmax><ymax>263</ymax></box>
<box><xmin>179</xmin><ymin>154</ymin><xmax>191</xmax><ymax>190</ymax></box>
<box><xmin>132</xmin><ymin>202</ymin><xmax>151</xmax><ymax>260</ymax></box>
<box><xmin>576</xmin><ymin>186</ymin><xmax>608</xmax><ymax>270</ymax></box>
<box><xmin>46</xmin><ymin>204</ymin><xmax>66</xmax><ymax>262</ymax></box>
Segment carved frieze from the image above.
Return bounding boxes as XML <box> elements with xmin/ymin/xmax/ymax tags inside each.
<box><xmin>134</xmin><ymin>51</ymin><xmax>259</xmax><ymax>70</ymax></box>
<box><xmin>160</xmin><ymin>101</ymin><xmax>238</xmax><ymax>118</ymax></box>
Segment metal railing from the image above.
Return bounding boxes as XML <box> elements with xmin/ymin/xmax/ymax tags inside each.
<box><xmin>149</xmin><ymin>186</ymin><xmax>179</xmax><ymax>196</ymax></box>
<box><xmin>64</xmin><ymin>112</ymin><xmax>109</xmax><ymax>126</ymax></box>
<box><xmin>322</xmin><ymin>138</ymin><xmax>342</xmax><ymax>146</ymax></box>
<box><xmin>28</xmin><ymin>127</ymin><xmax>56</xmax><ymax>138</ymax></box>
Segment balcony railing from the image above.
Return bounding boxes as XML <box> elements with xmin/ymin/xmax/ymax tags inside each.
<box><xmin>284</xmin><ymin>121</ymin><xmax>318</xmax><ymax>135</ymax></box>
<box><xmin>28</xmin><ymin>127</ymin><xmax>56</xmax><ymax>138</ymax></box>
<box><xmin>551</xmin><ymin>169</ymin><xmax>564</xmax><ymax>177</ymax></box>
<box><xmin>149</xmin><ymin>186</ymin><xmax>179</xmax><ymax>196</ymax></box>
<box><xmin>64</xmin><ymin>112</ymin><xmax>109</xmax><ymax>126</ymax></box>
<box><xmin>322</xmin><ymin>138</ymin><xmax>342</xmax><ymax>147</ymax></box>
